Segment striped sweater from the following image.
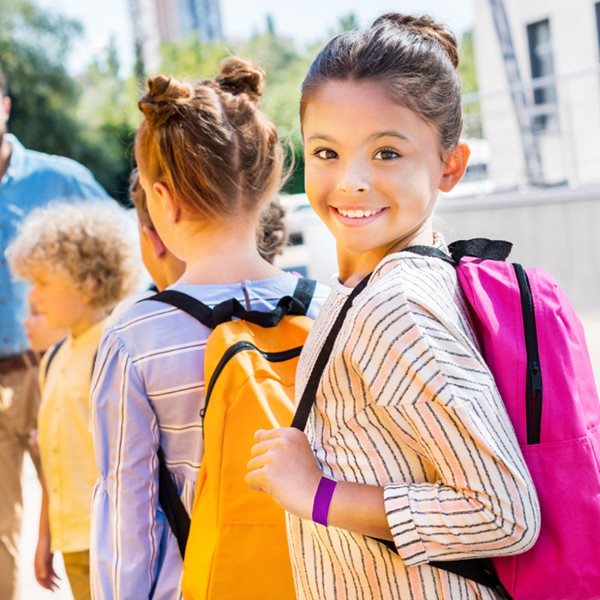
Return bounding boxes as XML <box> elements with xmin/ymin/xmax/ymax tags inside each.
<box><xmin>287</xmin><ymin>239</ymin><xmax>540</xmax><ymax>599</ymax></box>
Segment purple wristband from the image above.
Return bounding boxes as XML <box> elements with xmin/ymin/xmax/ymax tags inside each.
<box><xmin>312</xmin><ymin>476</ymin><xmax>337</xmax><ymax>526</ymax></box>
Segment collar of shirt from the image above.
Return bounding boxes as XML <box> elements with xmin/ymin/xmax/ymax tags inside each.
<box><xmin>67</xmin><ymin>318</ymin><xmax>107</xmax><ymax>351</ymax></box>
<box><xmin>1</xmin><ymin>134</ymin><xmax>25</xmax><ymax>187</ymax></box>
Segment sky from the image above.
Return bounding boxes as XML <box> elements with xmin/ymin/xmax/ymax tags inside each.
<box><xmin>35</xmin><ymin>0</ymin><xmax>475</xmax><ymax>75</ymax></box>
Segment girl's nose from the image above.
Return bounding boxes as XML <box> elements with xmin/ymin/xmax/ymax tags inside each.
<box><xmin>337</xmin><ymin>165</ymin><xmax>370</xmax><ymax>194</ymax></box>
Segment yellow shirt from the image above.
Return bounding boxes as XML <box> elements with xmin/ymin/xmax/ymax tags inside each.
<box><xmin>38</xmin><ymin>319</ymin><xmax>104</xmax><ymax>553</ymax></box>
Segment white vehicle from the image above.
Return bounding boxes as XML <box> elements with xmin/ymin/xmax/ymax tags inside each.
<box><xmin>442</xmin><ymin>137</ymin><xmax>494</xmax><ymax>198</ymax></box>
<box><xmin>276</xmin><ymin>194</ymin><xmax>337</xmax><ymax>283</ymax></box>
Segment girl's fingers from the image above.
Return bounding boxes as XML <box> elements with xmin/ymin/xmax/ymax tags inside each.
<box><xmin>246</xmin><ymin>454</ymin><xmax>266</xmax><ymax>472</ymax></box>
<box><xmin>253</xmin><ymin>427</ymin><xmax>287</xmax><ymax>442</ymax></box>
<box><xmin>245</xmin><ymin>466</ymin><xmax>267</xmax><ymax>492</ymax></box>
<box><xmin>249</xmin><ymin>438</ymin><xmax>279</xmax><ymax>458</ymax></box>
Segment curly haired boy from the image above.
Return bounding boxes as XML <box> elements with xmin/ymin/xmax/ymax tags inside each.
<box><xmin>6</xmin><ymin>200</ymin><xmax>141</xmax><ymax>600</ymax></box>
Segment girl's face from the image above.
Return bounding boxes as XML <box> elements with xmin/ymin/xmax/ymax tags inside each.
<box><xmin>303</xmin><ymin>80</ymin><xmax>466</xmax><ymax>280</ymax></box>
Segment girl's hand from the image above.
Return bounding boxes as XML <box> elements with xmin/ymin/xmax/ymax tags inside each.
<box><xmin>34</xmin><ymin>535</ymin><xmax>60</xmax><ymax>591</ymax></box>
<box><xmin>245</xmin><ymin>427</ymin><xmax>323</xmax><ymax>519</ymax></box>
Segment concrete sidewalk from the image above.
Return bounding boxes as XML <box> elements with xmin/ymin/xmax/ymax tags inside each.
<box><xmin>19</xmin><ymin>455</ymin><xmax>71</xmax><ymax>599</ymax></box>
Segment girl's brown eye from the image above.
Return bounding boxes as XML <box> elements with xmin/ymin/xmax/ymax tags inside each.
<box><xmin>374</xmin><ymin>148</ymin><xmax>400</xmax><ymax>160</ymax></box>
<box><xmin>314</xmin><ymin>148</ymin><xmax>338</xmax><ymax>160</ymax></box>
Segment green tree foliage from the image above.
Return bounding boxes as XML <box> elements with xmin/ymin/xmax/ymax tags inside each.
<box><xmin>0</xmin><ymin>0</ymin><xmax>135</xmax><ymax>201</ymax></box>
<box><xmin>160</xmin><ymin>33</ymin><xmax>229</xmax><ymax>81</ymax></box>
<box><xmin>76</xmin><ymin>38</ymin><xmax>139</xmax><ymax>200</ymax></box>
<box><xmin>156</xmin><ymin>15</ymin><xmax>315</xmax><ymax>193</ymax></box>
<box><xmin>0</xmin><ymin>0</ymin><xmax>83</xmax><ymax>157</ymax></box>
<box><xmin>458</xmin><ymin>30</ymin><xmax>483</xmax><ymax>138</ymax></box>
<box><xmin>235</xmin><ymin>20</ymin><xmax>312</xmax><ymax>193</ymax></box>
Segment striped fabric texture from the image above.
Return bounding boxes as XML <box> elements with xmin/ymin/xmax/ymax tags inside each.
<box><xmin>287</xmin><ymin>237</ymin><xmax>540</xmax><ymax>600</ymax></box>
<box><xmin>89</xmin><ymin>276</ymin><xmax>328</xmax><ymax>600</ymax></box>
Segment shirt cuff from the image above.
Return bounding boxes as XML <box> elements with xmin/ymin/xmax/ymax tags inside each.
<box><xmin>383</xmin><ymin>484</ymin><xmax>429</xmax><ymax>567</ymax></box>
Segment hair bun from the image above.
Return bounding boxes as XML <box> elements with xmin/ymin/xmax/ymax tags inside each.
<box><xmin>373</xmin><ymin>13</ymin><xmax>459</xmax><ymax>68</ymax></box>
<box><xmin>216</xmin><ymin>57</ymin><xmax>265</xmax><ymax>102</ymax></box>
<box><xmin>138</xmin><ymin>75</ymin><xmax>194</xmax><ymax>127</ymax></box>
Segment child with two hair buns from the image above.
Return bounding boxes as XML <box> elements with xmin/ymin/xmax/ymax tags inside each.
<box><xmin>89</xmin><ymin>57</ymin><xmax>327</xmax><ymax>599</ymax></box>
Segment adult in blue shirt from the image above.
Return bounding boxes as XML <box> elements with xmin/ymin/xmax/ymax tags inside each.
<box><xmin>0</xmin><ymin>67</ymin><xmax>109</xmax><ymax>600</ymax></box>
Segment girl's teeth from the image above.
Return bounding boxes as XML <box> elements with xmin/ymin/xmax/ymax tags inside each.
<box><xmin>339</xmin><ymin>208</ymin><xmax>379</xmax><ymax>218</ymax></box>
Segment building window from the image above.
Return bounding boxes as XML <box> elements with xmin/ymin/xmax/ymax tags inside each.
<box><xmin>526</xmin><ymin>19</ymin><xmax>558</xmax><ymax>132</ymax></box>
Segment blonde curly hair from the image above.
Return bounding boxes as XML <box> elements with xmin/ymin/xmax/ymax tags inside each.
<box><xmin>7</xmin><ymin>200</ymin><xmax>142</xmax><ymax>309</ymax></box>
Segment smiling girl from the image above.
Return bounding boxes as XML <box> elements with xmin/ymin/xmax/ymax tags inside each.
<box><xmin>246</xmin><ymin>13</ymin><xmax>540</xmax><ymax>599</ymax></box>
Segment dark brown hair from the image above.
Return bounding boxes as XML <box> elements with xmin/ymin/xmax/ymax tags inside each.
<box><xmin>300</xmin><ymin>13</ymin><xmax>463</xmax><ymax>150</ymax></box>
<box><xmin>128</xmin><ymin>168</ymin><xmax>152</xmax><ymax>229</ymax></box>
<box><xmin>257</xmin><ymin>197</ymin><xmax>288</xmax><ymax>264</ymax></box>
<box><xmin>135</xmin><ymin>56</ymin><xmax>284</xmax><ymax>219</ymax></box>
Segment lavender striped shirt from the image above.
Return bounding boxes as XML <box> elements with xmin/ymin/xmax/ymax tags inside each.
<box><xmin>287</xmin><ymin>237</ymin><xmax>540</xmax><ymax>599</ymax></box>
<box><xmin>90</xmin><ymin>275</ymin><xmax>328</xmax><ymax>600</ymax></box>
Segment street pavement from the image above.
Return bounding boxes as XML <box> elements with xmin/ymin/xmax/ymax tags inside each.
<box><xmin>18</xmin><ymin>311</ymin><xmax>600</xmax><ymax>599</ymax></box>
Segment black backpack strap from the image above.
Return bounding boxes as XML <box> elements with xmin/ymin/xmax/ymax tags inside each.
<box><xmin>146</xmin><ymin>290</ymin><xmax>215</xmax><ymax>328</ymax></box>
<box><xmin>213</xmin><ymin>278</ymin><xmax>317</xmax><ymax>327</ymax></box>
<box><xmin>292</xmin><ymin>277</ymin><xmax>317</xmax><ymax>314</ymax></box>
<box><xmin>405</xmin><ymin>239</ymin><xmax>513</xmax><ymax>265</ymax></box>
<box><xmin>404</xmin><ymin>245</ymin><xmax>456</xmax><ymax>265</ymax></box>
<box><xmin>157</xmin><ymin>447</ymin><xmax>190</xmax><ymax>559</ymax></box>
<box><xmin>291</xmin><ymin>274</ymin><xmax>370</xmax><ymax>431</ymax></box>
<box><xmin>430</xmin><ymin>559</ymin><xmax>512</xmax><ymax>599</ymax></box>
<box><xmin>43</xmin><ymin>338</ymin><xmax>67</xmax><ymax>380</ymax></box>
<box><xmin>146</xmin><ymin>280</ymin><xmax>318</xmax><ymax>329</ymax></box>
<box><xmin>138</xmin><ymin>291</ymin><xmax>200</xmax><ymax>557</ymax></box>
<box><xmin>448</xmin><ymin>238</ymin><xmax>513</xmax><ymax>262</ymax></box>
<box><xmin>288</xmin><ymin>269</ymin><xmax>513</xmax><ymax>599</ymax></box>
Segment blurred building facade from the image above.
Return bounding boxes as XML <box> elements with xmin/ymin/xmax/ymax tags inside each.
<box><xmin>471</xmin><ymin>0</ymin><xmax>600</xmax><ymax>190</ymax></box>
<box><xmin>128</xmin><ymin>0</ymin><xmax>223</xmax><ymax>74</ymax></box>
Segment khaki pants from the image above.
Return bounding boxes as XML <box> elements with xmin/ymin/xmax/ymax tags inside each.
<box><xmin>0</xmin><ymin>360</ymin><xmax>41</xmax><ymax>600</ymax></box>
<box><xmin>63</xmin><ymin>550</ymin><xmax>91</xmax><ymax>600</ymax></box>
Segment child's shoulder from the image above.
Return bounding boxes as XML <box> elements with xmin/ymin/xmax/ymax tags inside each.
<box><xmin>350</xmin><ymin>245</ymin><xmax>459</xmax><ymax>329</ymax></box>
<box><xmin>101</xmin><ymin>290</ymin><xmax>192</xmax><ymax>352</ymax></box>
<box><xmin>370</xmin><ymin>244</ymin><xmax>456</xmax><ymax>299</ymax></box>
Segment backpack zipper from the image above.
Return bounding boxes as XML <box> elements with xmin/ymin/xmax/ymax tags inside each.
<box><xmin>513</xmin><ymin>263</ymin><xmax>543</xmax><ymax>445</ymax></box>
<box><xmin>202</xmin><ymin>341</ymin><xmax>304</xmax><ymax>416</ymax></box>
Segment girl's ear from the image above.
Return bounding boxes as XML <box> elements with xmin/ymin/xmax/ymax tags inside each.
<box><xmin>153</xmin><ymin>181</ymin><xmax>182</xmax><ymax>224</ymax></box>
<box><xmin>141</xmin><ymin>225</ymin><xmax>168</xmax><ymax>259</ymax></box>
<box><xmin>439</xmin><ymin>142</ymin><xmax>471</xmax><ymax>193</ymax></box>
<box><xmin>1</xmin><ymin>96</ymin><xmax>11</xmax><ymax>122</ymax></box>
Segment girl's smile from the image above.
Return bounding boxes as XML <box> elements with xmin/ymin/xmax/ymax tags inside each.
<box><xmin>332</xmin><ymin>205</ymin><xmax>388</xmax><ymax>225</ymax></box>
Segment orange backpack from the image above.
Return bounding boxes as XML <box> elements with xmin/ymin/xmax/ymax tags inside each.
<box><xmin>150</xmin><ymin>280</ymin><xmax>316</xmax><ymax>600</ymax></box>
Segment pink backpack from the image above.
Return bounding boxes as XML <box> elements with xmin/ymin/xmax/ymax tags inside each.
<box><xmin>408</xmin><ymin>239</ymin><xmax>600</xmax><ymax>600</ymax></box>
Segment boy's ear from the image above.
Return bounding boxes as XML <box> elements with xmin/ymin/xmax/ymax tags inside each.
<box><xmin>1</xmin><ymin>96</ymin><xmax>11</xmax><ymax>122</ymax></box>
<box><xmin>152</xmin><ymin>181</ymin><xmax>181</xmax><ymax>224</ymax></box>
<box><xmin>439</xmin><ymin>142</ymin><xmax>471</xmax><ymax>193</ymax></box>
<box><xmin>81</xmin><ymin>276</ymin><xmax>100</xmax><ymax>305</ymax></box>
<box><xmin>142</xmin><ymin>225</ymin><xmax>168</xmax><ymax>259</ymax></box>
